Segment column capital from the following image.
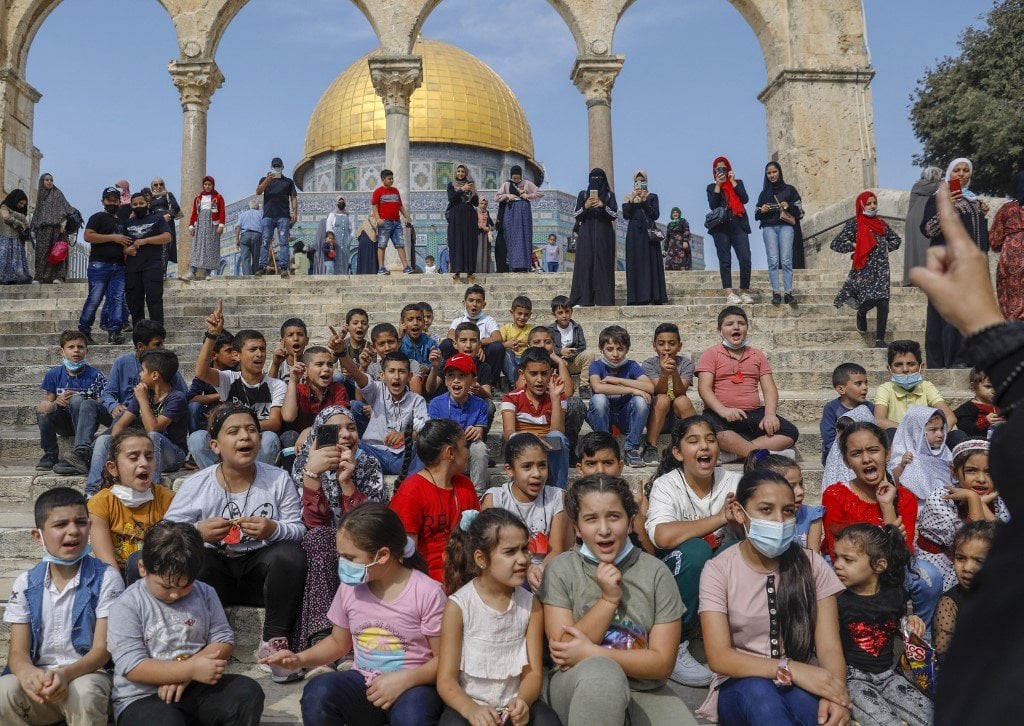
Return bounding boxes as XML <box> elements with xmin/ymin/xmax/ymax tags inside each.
<box><xmin>368</xmin><ymin>55</ymin><xmax>423</xmax><ymax>113</ymax></box>
<box><xmin>571</xmin><ymin>55</ymin><xmax>624</xmax><ymax>107</ymax></box>
<box><xmin>0</xmin><ymin>68</ymin><xmax>42</xmax><ymax>102</ymax></box>
<box><xmin>168</xmin><ymin>59</ymin><xmax>224</xmax><ymax>112</ymax></box>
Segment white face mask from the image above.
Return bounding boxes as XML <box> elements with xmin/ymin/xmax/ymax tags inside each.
<box><xmin>110</xmin><ymin>484</ymin><xmax>154</xmax><ymax>508</ymax></box>
<box><xmin>863</xmin><ymin>209</ymin><xmax>878</xmax><ymax>218</ymax></box>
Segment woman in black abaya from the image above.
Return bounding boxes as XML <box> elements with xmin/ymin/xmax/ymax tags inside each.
<box><xmin>446</xmin><ymin>163</ymin><xmax>479</xmax><ymax>276</ymax></box>
<box><xmin>623</xmin><ymin>169</ymin><xmax>667</xmax><ymax>305</ymax></box>
<box><xmin>569</xmin><ymin>168</ymin><xmax>618</xmax><ymax>307</ymax></box>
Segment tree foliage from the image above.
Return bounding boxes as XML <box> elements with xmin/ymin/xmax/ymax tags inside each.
<box><xmin>909</xmin><ymin>0</ymin><xmax>1024</xmax><ymax>196</ymax></box>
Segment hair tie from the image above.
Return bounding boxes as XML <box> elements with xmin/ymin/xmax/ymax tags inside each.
<box><xmin>459</xmin><ymin>509</ymin><xmax>479</xmax><ymax>532</ymax></box>
<box><xmin>403</xmin><ymin>536</ymin><xmax>417</xmax><ymax>559</ymax></box>
<box><xmin>951</xmin><ymin>439</ymin><xmax>990</xmax><ymax>459</ymax></box>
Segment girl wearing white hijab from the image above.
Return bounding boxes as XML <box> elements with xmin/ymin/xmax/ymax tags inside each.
<box><xmin>887</xmin><ymin>404</ymin><xmax>953</xmax><ymax>503</ymax></box>
<box><xmin>822</xmin><ymin>404</ymin><xmax>877</xmax><ymax>491</ymax></box>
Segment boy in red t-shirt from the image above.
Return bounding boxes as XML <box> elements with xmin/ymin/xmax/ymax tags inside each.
<box><xmin>281</xmin><ymin>346</ymin><xmax>350</xmax><ymax>435</ymax></box>
<box><xmin>695</xmin><ymin>306</ymin><xmax>799</xmax><ymax>459</ymax></box>
<box><xmin>370</xmin><ymin>169</ymin><xmax>413</xmax><ymax>275</ymax></box>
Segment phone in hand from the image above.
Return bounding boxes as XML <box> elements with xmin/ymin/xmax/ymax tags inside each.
<box><xmin>315</xmin><ymin>424</ymin><xmax>340</xmax><ymax>449</ymax></box>
<box><xmin>948</xmin><ymin>178</ymin><xmax>962</xmax><ymax>196</ymax></box>
<box><xmin>589</xmin><ymin>189</ymin><xmax>598</xmax><ymax>200</ymax></box>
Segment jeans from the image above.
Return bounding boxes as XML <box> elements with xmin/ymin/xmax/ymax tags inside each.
<box><xmin>502</xmin><ymin>349</ymin><xmax>521</xmax><ymax>385</ymax></box>
<box><xmin>547</xmin><ymin>261</ymin><xmax>559</xmax><ymax>272</ymax></box>
<box><xmin>331</xmin><ymin>231</ymin><xmax>351</xmax><ymax>274</ymax></box>
<box><xmin>238</xmin><ymin>230</ymin><xmax>261</xmax><ymax>275</ymax></box>
<box><xmin>586</xmin><ymin>393</ymin><xmax>651</xmax><ymax>452</ymax></box>
<box><xmin>718</xmin><ymin>677</ymin><xmax>820</xmax><ymax>726</ymax></box>
<box><xmin>545</xmin><ymin>430</ymin><xmax>570</xmax><ymax>489</ymax></box>
<box><xmin>116</xmin><ymin>674</ymin><xmax>264</xmax><ymax>726</ymax></box>
<box><xmin>100</xmin><ymin>299</ymin><xmax>130</xmax><ymax>332</ymax></box>
<box><xmin>711</xmin><ymin>219</ymin><xmax>752</xmax><ymax>290</ymax></box>
<box><xmin>125</xmin><ymin>264</ymin><xmax>165</xmax><ymax>325</ymax></box>
<box><xmin>906</xmin><ymin>558</ymin><xmax>944</xmax><ymax>639</ymax></box>
<box><xmin>301</xmin><ymin>669</ymin><xmax>442</xmax><ymax>726</ymax></box>
<box><xmin>188</xmin><ymin>400</ymin><xmax>211</xmax><ymax>433</ymax></box>
<box><xmin>87</xmin><ymin>431</ymin><xmax>186</xmax><ymax>496</ymax></box>
<box><xmin>378</xmin><ymin>219</ymin><xmax>405</xmax><ymax>249</ymax></box>
<box><xmin>260</xmin><ymin>216</ymin><xmax>291</xmax><ymax>270</ymax></box>
<box><xmin>78</xmin><ymin>261</ymin><xmax>125</xmax><ymax>334</ymax></box>
<box><xmin>357</xmin><ymin>440</ymin><xmax>423</xmax><ymax>477</ymax></box>
<box><xmin>188</xmin><ymin>429</ymin><xmax>282</xmax><ymax>469</ymax></box>
<box><xmin>37</xmin><ymin>395</ymin><xmax>110</xmax><ymax>459</ymax></box>
<box><xmin>762</xmin><ymin>224</ymin><xmax>795</xmax><ymax>292</ymax></box>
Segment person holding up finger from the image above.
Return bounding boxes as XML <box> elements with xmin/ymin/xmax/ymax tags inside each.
<box><xmin>106</xmin><ymin>521</ymin><xmax>265</xmax><ymax>725</ymax></box>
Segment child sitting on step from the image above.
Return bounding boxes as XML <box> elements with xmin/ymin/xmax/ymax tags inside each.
<box><xmin>186</xmin><ymin>330</ymin><xmax>235</xmax><ymax>433</ymax></box>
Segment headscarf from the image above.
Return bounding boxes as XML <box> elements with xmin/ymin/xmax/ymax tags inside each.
<box><xmin>31</xmin><ymin>173</ymin><xmax>73</xmax><ymax>228</ymax></box>
<box><xmin>921</xmin><ymin>167</ymin><xmax>943</xmax><ymax>183</ymax></box>
<box><xmin>201</xmin><ymin>175</ymin><xmax>217</xmax><ymax>195</ymax></box>
<box><xmin>712</xmin><ymin>156</ymin><xmax>746</xmax><ymax>217</ymax></box>
<box><xmin>756</xmin><ymin>161</ymin><xmax>788</xmax><ymax>208</ymax></box>
<box><xmin>887</xmin><ymin>405</ymin><xmax>953</xmax><ymax>501</ymax></box>
<box><xmin>629</xmin><ymin>169</ymin><xmax>648</xmax><ymax>202</ymax></box>
<box><xmin>667</xmin><ymin>206</ymin><xmax>683</xmax><ymax>231</ymax></box>
<box><xmin>291</xmin><ymin>406</ymin><xmax>386</xmax><ymax>520</ymax></box>
<box><xmin>455</xmin><ymin>164</ymin><xmax>476</xmax><ymax>195</ymax></box>
<box><xmin>822</xmin><ymin>405</ymin><xmax>876</xmax><ymax>490</ymax></box>
<box><xmin>586</xmin><ymin>167</ymin><xmax>612</xmax><ymax>203</ymax></box>
<box><xmin>1011</xmin><ymin>170</ymin><xmax>1024</xmax><ymax>204</ymax></box>
<box><xmin>851</xmin><ymin>190</ymin><xmax>888</xmax><ymax>270</ymax></box>
<box><xmin>1</xmin><ymin>189</ymin><xmax>28</xmax><ymax>211</ymax></box>
<box><xmin>115</xmin><ymin>180</ymin><xmax>131</xmax><ymax>205</ymax></box>
<box><xmin>945</xmin><ymin>158</ymin><xmax>977</xmax><ymax>200</ymax></box>
<box><xmin>358</xmin><ymin>216</ymin><xmax>377</xmax><ymax>243</ymax></box>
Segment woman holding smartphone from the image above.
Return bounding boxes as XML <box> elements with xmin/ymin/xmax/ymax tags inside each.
<box><xmin>291</xmin><ymin>405</ymin><xmax>386</xmax><ymax>651</ymax></box>
<box><xmin>623</xmin><ymin>169</ymin><xmax>668</xmax><ymax>305</ymax></box>
<box><xmin>754</xmin><ymin>162</ymin><xmax>803</xmax><ymax>305</ymax></box>
<box><xmin>569</xmin><ymin>168</ymin><xmax>619</xmax><ymax>307</ymax></box>
<box><xmin>707</xmin><ymin>156</ymin><xmax>753</xmax><ymax>304</ymax></box>
<box><xmin>920</xmin><ymin>157</ymin><xmax>989</xmax><ymax>368</ymax></box>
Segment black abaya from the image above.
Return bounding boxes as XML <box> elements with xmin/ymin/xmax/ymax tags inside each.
<box><xmin>569</xmin><ymin>191</ymin><xmax>618</xmax><ymax>307</ymax></box>
<box><xmin>623</xmin><ymin>193</ymin><xmax>667</xmax><ymax>305</ymax></box>
<box><xmin>446</xmin><ymin>182</ymin><xmax>479</xmax><ymax>274</ymax></box>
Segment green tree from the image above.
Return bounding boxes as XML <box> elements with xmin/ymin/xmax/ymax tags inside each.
<box><xmin>909</xmin><ymin>0</ymin><xmax>1024</xmax><ymax>196</ymax></box>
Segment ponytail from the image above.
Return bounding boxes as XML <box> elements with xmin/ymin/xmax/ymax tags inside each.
<box><xmin>444</xmin><ymin>508</ymin><xmax>529</xmax><ymax>595</ymax></box>
<box><xmin>645</xmin><ymin>415</ymin><xmax>716</xmax><ymax>498</ymax></box>
<box><xmin>835</xmin><ymin>523</ymin><xmax>910</xmax><ymax>589</ymax></box>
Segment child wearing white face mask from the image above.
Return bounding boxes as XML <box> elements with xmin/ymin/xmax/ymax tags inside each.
<box><xmin>88</xmin><ymin>428</ymin><xmax>176</xmax><ymax>584</ymax></box>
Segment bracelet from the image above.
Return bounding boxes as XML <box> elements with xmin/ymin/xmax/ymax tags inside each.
<box><xmin>302</xmin><ymin>468</ymin><xmax>321</xmax><ymax>480</ymax></box>
<box><xmin>204</xmin><ymin>332</ymin><xmax>219</xmax><ymax>341</ymax></box>
<box><xmin>600</xmin><ymin>595</ymin><xmax>620</xmax><ymax>607</ymax></box>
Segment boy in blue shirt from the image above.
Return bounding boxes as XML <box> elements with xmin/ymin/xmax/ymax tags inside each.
<box><xmin>586</xmin><ymin>325</ymin><xmax>654</xmax><ymax>468</ymax></box>
<box><xmin>820</xmin><ymin>362</ymin><xmax>875</xmax><ymax>464</ymax></box>
<box><xmin>0</xmin><ymin>487</ymin><xmax>124</xmax><ymax>724</ymax></box>
<box><xmin>100</xmin><ymin>320</ymin><xmax>188</xmax><ymax>428</ymax></box>
<box><xmin>38</xmin><ymin>331</ymin><xmax>110</xmax><ymax>474</ymax></box>
<box><xmin>186</xmin><ymin>331</ymin><xmax>236</xmax><ymax>432</ymax></box>
<box><xmin>427</xmin><ymin>353</ymin><xmax>489</xmax><ymax>495</ymax></box>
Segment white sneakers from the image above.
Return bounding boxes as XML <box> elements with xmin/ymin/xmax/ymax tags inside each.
<box><xmin>670</xmin><ymin>641</ymin><xmax>714</xmax><ymax>687</ymax></box>
<box><xmin>776</xmin><ymin>448</ymin><xmax>797</xmax><ymax>460</ymax></box>
<box><xmin>726</xmin><ymin>293</ymin><xmax>742</xmax><ymax>304</ymax></box>
<box><xmin>740</xmin><ymin>292</ymin><xmax>754</xmax><ymax>304</ymax></box>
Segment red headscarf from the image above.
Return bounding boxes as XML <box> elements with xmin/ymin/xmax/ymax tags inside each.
<box><xmin>852</xmin><ymin>191</ymin><xmax>887</xmax><ymax>270</ymax></box>
<box><xmin>712</xmin><ymin>156</ymin><xmax>746</xmax><ymax>218</ymax></box>
<box><xmin>202</xmin><ymin>176</ymin><xmax>217</xmax><ymax>194</ymax></box>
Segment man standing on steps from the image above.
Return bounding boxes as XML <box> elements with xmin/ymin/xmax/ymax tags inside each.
<box><xmin>79</xmin><ymin>187</ymin><xmax>132</xmax><ymax>345</ymax></box>
<box><xmin>256</xmin><ymin>157</ymin><xmax>297</xmax><ymax>278</ymax></box>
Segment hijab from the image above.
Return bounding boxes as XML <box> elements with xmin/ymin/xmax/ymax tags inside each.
<box><xmin>667</xmin><ymin>206</ymin><xmax>683</xmax><ymax>230</ymax></box>
<box><xmin>945</xmin><ymin>158</ymin><xmax>978</xmax><ymax>200</ymax></box>
<box><xmin>201</xmin><ymin>175</ymin><xmax>217</xmax><ymax>195</ymax></box>
<box><xmin>585</xmin><ymin>167</ymin><xmax>615</xmax><ymax>209</ymax></box>
<box><xmin>887</xmin><ymin>405</ymin><xmax>953</xmax><ymax>501</ymax></box>
<box><xmin>712</xmin><ymin>156</ymin><xmax>746</xmax><ymax>217</ymax></box>
<box><xmin>756</xmin><ymin>161</ymin><xmax>788</xmax><ymax>207</ymax></box>
<box><xmin>455</xmin><ymin>164</ymin><xmax>476</xmax><ymax>194</ymax></box>
<box><xmin>291</xmin><ymin>406</ymin><xmax>386</xmax><ymax>519</ymax></box>
<box><xmin>32</xmin><ymin>173</ymin><xmax>72</xmax><ymax>227</ymax></box>
<box><xmin>1011</xmin><ymin>170</ymin><xmax>1024</xmax><ymax>204</ymax></box>
<box><xmin>115</xmin><ymin>180</ymin><xmax>131</xmax><ymax>205</ymax></box>
<box><xmin>852</xmin><ymin>191</ymin><xmax>888</xmax><ymax>270</ymax></box>
<box><xmin>822</xmin><ymin>405</ymin><xmax>876</xmax><ymax>491</ymax></box>
<box><xmin>1</xmin><ymin>189</ymin><xmax>28</xmax><ymax>212</ymax></box>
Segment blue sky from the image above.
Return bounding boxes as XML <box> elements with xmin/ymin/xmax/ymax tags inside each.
<box><xmin>25</xmin><ymin>0</ymin><xmax>994</xmax><ymax>268</ymax></box>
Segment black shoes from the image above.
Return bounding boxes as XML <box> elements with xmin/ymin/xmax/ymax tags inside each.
<box><xmin>783</xmin><ymin>292</ymin><xmax>794</xmax><ymax>304</ymax></box>
<box><xmin>109</xmin><ymin>330</ymin><xmax>125</xmax><ymax>344</ymax></box>
<box><xmin>856</xmin><ymin>310</ymin><xmax>867</xmax><ymax>333</ymax></box>
<box><xmin>771</xmin><ymin>292</ymin><xmax>782</xmax><ymax>305</ymax></box>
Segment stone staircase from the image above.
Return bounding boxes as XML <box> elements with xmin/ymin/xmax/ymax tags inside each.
<box><xmin>0</xmin><ymin>269</ymin><xmax>964</xmax><ymax>723</ymax></box>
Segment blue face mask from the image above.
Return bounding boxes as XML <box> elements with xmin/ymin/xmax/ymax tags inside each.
<box><xmin>863</xmin><ymin>209</ymin><xmax>878</xmax><ymax>218</ymax></box>
<box><xmin>62</xmin><ymin>358</ymin><xmax>86</xmax><ymax>373</ymax></box>
<box><xmin>337</xmin><ymin>554</ymin><xmax>379</xmax><ymax>586</ymax></box>
<box><xmin>580</xmin><ymin>537</ymin><xmax>634</xmax><ymax>566</ymax></box>
<box><xmin>722</xmin><ymin>337</ymin><xmax>748</xmax><ymax>350</ymax></box>
<box><xmin>740</xmin><ymin>507</ymin><xmax>796</xmax><ymax>559</ymax></box>
<box><xmin>42</xmin><ymin>543</ymin><xmax>93</xmax><ymax>567</ymax></box>
<box><xmin>891</xmin><ymin>372</ymin><xmax>922</xmax><ymax>390</ymax></box>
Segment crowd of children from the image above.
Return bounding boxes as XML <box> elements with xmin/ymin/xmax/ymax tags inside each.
<box><xmin>11</xmin><ymin>279</ymin><xmax>1007</xmax><ymax>725</ymax></box>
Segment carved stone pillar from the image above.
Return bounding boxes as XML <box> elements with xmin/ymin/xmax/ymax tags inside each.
<box><xmin>369</xmin><ymin>55</ymin><xmax>422</xmax><ymax>270</ymax></box>
<box><xmin>169</xmin><ymin>59</ymin><xmax>223</xmax><ymax>277</ymax></box>
<box><xmin>0</xmin><ymin>68</ymin><xmax>42</xmax><ymax>197</ymax></box>
<box><xmin>571</xmin><ymin>56</ymin><xmax>623</xmax><ymax>188</ymax></box>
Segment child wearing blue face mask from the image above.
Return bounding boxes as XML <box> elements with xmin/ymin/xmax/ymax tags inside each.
<box><xmin>261</xmin><ymin>503</ymin><xmax>447</xmax><ymax>726</ymax></box>
<box><xmin>698</xmin><ymin>470</ymin><xmax>850</xmax><ymax>725</ymax></box>
<box><xmin>874</xmin><ymin>340</ymin><xmax>957</xmax><ymax>438</ymax></box>
<box><xmin>538</xmin><ymin>475</ymin><xmax>697</xmax><ymax>726</ymax></box>
<box><xmin>36</xmin><ymin>330</ymin><xmax>111</xmax><ymax>473</ymax></box>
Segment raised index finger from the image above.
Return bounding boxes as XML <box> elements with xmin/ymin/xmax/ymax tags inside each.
<box><xmin>215</xmin><ymin>299</ymin><xmax>223</xmax><ymax>315</ymax></box>
<box><xmin>328</xmin><ymin>325</ymin><xmax>338</xmax><ymax>337</ymax></box>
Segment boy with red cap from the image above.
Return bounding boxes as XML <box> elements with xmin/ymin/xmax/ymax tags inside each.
<box><xmin>427</xmin><ymin>353</ymin><xmax>489</xmax><ymax>496</ymax></box>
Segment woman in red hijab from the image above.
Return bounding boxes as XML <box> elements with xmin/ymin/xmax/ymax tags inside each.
<box><xmin>706</xmin><ymin>156</ymin><xmax>753</xmax><ymax>303</ymax></box>
<box><xmin>184</xmin><ymin>175</ymin><xmax>226</xmax><ymax>280</ymax></box>
<box><xmin>831</xmin><ymin>191</ymin><xmax>903</xmax><ymax>348</ymax></box>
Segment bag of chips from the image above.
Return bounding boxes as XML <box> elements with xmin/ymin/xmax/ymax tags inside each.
<box><xmin>899</xmin><ymin>621</ymin><xmax>937</xmax><ymax>699</ymax></box>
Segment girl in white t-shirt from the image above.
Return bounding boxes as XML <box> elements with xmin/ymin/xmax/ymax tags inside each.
<box><xmin>438</xmin><ymin>508</ymin><xmax>558</xmax><ymax>725</ymax></box>
<box><xmin>482</xmin><ymin>434</ymin><xmax>570</xmax><ymax>589</ymax></box>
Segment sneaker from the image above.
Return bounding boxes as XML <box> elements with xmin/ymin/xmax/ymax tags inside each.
<box><xmin>670</xmin><ymin>641</ymin><xmax>713</xmax><ymax>687</ymax></box>
<box><xmin>36</xmin><ymin>454</ymin><xmax>57</xmax><ymax>471</ymax></box>
<box><xmin>377</xmin><ymin>268</ymin><xmax>390</xmax><ymax>276</ymax></box>
<box><xmin>52</xmin><ymin>279</ymin><xmax>62</xmax><ymax>285</ymax></box>
<box><xmin>98</xmin><ymin>322</ymin><xmax>108</xmax><ymax>332</ymax></box>
<box><xmin>30</xmin><ymin>280</ymin><xmax>40</xmax><ymax>285</ymax></box>
<box><xmin>53</xmin><ymin>450</ymin><xmax>89</xmax><ymax>476</ymax></box>
<box><xmin>717</xmin><ymin>451</ymin><xmax>739</xmax><ymax>465</ymax></box>
<box><xmin>257</xmin><ymin>638</ymin><xmax>305</xmax><ymax>683</ymax></box>
<box><xmin>82</xmin><ymin>332</ymin><xmax>97</xmax><ymax>346</ymax></box>
<box><xmin>642</xmin><ymin>445</ymin><xmax>661</xmax><ymax>466</ymax></box>
<box><xmin>740</xmin><ymin>292</ymin><xmax>755</xmax><ymax>304</ymax></box>
<box><xmin>403</xmin><ymin>266</ymin><xmax>414</xmax><ymax>274</ymax></box>
<box><xmin>874</xmin><ymin>338</ymin><xmax>887</xmax><ymax>349</ymax></box>
<box><xmin>121</xmin><ymin>321</ymin><xmax>133</xmax><ymax>333</ymax></box>
<box><xmin>783</xmin><ymin>292</ymin><xmax>794</xmax><ymax>304</ymax></box>
<box><xmin>578</xmin><ymin>382</ymin><xmax>591</xmax><ymax>398</ymax></box>
<box><xmin>180</xmin><ymin>274</ymin><xmax>194</xmax><ymax>282</ymax></box>
<box><xmin>624</xmin><ymin>448</ymin><xmax>644</xmax><ymax>468</ymax></box>
<box><xmin>771</xmin><ymin>292</ymin><xmax>782</xmax><ymax>305</ymax></box>
<box><xmin>776</xmin><ymin>448</ymin><xmax>797</xmax><ymax>461</ymax></box>
<box><xmin>726</xmin><ymin>292</ymin><xmax>742</xmax><ymax>304</ymax></box>
<box><xmin>108</xmin><ymin>330</ymin><xmax>125</xmax><ymax>345</ymax></box>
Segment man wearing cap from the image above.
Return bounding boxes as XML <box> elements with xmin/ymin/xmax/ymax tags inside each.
<box><xmin>256</xmin><ymin>157</ymin><xmax>298</xmax><ymax>277</ymax></box>
<box><xmin>78</xmin><ymin>187</ymin><xmax>133</xmax><ymax>344</ymax></box>
<box><xmin>427</xmin><ymin>353</ymin><xmax>489</xmax><ymax>496</ymax></box>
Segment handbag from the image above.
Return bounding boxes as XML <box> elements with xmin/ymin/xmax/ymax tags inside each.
<box><xmin>776</xmin><ymin>196</ymin><xmax>797</xmax><ymax>226</ymax></box>
<box><xmin>704</xmin><ymin>207</ymin><xmax>728</xmax><ymax>231</ymax></box>
<box><xmin>47</xmin><ymin>236</ymin><xmax>69</xmax><ymax>265</ymax></box>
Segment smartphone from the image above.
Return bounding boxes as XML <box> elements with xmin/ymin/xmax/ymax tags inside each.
<box><xmin>316</xmin><ymin>424</ymin><xmax>340</xmax><ymax>449</ymax></box>
<box><xmin>948</xmin><ymin>178</ymin><xmax>962</xmax><ymax>196</ymax></box>
<box><xmin>589</xmin><ymin>189</ymin><xmax>598</xmax><ymax>200</ymax></box>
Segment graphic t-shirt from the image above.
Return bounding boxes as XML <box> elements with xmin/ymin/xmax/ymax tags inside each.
<box><xmin>41</xmin><ymin>364</ymin><xmax>107</xmax><ymax>400</ymax></box>
<box><xmin>837</xmin><ymin>585</ymin><xmax>907</xmax><ymax>674</ymax></box>
<box><xmin>260</xmin><ymin>175</ymin><xmax>297</xmax><ymax>218</ymax></box>
<box><xmin>125</xmin><ymin>389</ymin><xmax>189</xmax><ymax>451</ymax></box>
<box><xmin>485</xmin><ymin>483</ymin><xmax>564</xmax><ymax>566</ymax></box>
<box><xmin>122</xmin><ymin>213</ymin><xmax>170</xmax><ymax>271</ymax></box>
<box><xmin>326</xmin><ymin>568</ymin><xmax>446</xmax><ymax>684</ymax></box>
<box><xmin>87</xmin><ymin>485</ymin><xmax>176</xmax><ymax>568</ymax></box>
<box><xmin>215</xmin><ymin>370</ymin><xmax>286</xmax><ymax>421</ymax></box>
<box><xmin>372</xmin><ymin>185</ymin><xmax>403</xmax><ymax>221</ymax></box>
<box><xmin>85</xmin><ymin>211</ymin><xmax>125</xmax><ymax>264</ymax></box>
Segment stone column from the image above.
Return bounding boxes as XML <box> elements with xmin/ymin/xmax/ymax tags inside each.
<box><xmin>369</xmin><ymin>55</ymin><xmax>422</xmax><ymax>270</ymax></box>
<box><xmin>169</xmin><ymin>59</ymin><xmax>223</xmax><ymax>277</ymax></box>
<box><xmin>758</xmin><ymin>68</ymin><xmax>877</xmax><ymax>211</ymax></box>
<box><xmin>571</xmin><ymin>55</ymin><xmax>623</xmax><ymax>188</ymax></box>
<box><xmin>0</xmin><ymin>68</ymin><xmax>42</xmax><ymax>198</ymax></box>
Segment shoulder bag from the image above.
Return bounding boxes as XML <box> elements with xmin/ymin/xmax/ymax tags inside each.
<box><xmin>704</xmin><ymin>207</ymin><xmax>727</xmax><ymax>231</ymax></box>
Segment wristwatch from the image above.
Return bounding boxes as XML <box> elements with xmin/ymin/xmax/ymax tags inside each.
<box><xmin>773</xmin><ymin>657</ymin><xmax>792</xmax><ymax>687</ymax></box>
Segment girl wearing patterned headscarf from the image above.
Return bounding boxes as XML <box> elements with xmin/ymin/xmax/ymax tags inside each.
<box><xmin>31</xmin><ymin>173</ymin><xmax>75</xmax><ymax>283</ymax></box>
<box><xmin>290</xmin><ymin>405</ymin><xmax>386</xmax><ymax>648</ymax></box>
<box><xmin>0</xmin><ymin>189</ymin><xmax>31</xmax><ymax>284</ymax></box>
<box><xmin>569</xmin><ymin>167</ymin><xmax>618</xmax><ymax>306</ymax></box>
<box><xmin>989</xmin><ymin>170</ymin><xmax>1024</xmax><ymax>320</ymax></box>
<box><xmin>495</xmin><ymin>164</ymin><xmax>542</xmax><ymax>272</ymax></box>
<box><xmin>185</xmin><ymin>175</ymin><xmax>226</xmax><ymax>281</ymax></box>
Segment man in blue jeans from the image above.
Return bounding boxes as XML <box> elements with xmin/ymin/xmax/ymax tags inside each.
<box><xmin>234</xmin><ymin>198</ymin><xmax>263</xmax><ymax>275</ymax></box>
<box><xmin>256</xmin><ymin>157</ymin><xmax>297</xmax><ymax>277</ymax></box>
<box><xmin>80</xmin><ymin>187</ymin><xmax>131</xmax><ymax>345</ymax></box>
<box><xmin>371</xmin><ymin>169</ymin><xmax>414</xmax><ymax>275</ymax></box>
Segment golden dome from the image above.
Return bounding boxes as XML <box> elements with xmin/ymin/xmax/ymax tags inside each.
<box><xmin>301</xmin><ymin>39</ymin><xmax>535</xmax><ymax>164</ymax></box>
